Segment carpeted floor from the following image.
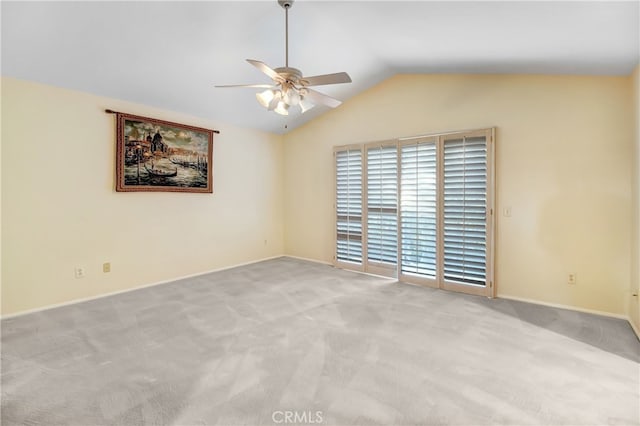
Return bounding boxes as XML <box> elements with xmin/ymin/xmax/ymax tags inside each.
<box><xmin>1</xmin><ymin>257</ymin><xmax>638</xmax><ymax>425</ymax></box>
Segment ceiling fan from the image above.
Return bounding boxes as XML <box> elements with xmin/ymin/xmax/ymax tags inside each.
<box><xmin>215</xmin><ymin>0</ymin><xmax>352</xmax><ymax>116</ymax></box>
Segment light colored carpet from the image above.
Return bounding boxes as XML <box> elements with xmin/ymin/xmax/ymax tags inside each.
<box><xmin>1</xmin><ymin>257</ymin><xmax>638</xmax><ymax>425</ymax></box>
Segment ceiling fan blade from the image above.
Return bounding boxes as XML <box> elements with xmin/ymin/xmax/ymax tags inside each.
<box><xmin>215</xmin><ymin>84</ymin><xmax>275</xmax><ymax>89</ymax></box>
<box><xmin>302</xmin><ymin>72</ymin><xmax>352</xmax><ymax>87</ymax></box>
<box><xmin>246</xmin><ymin>59</ymin><xmax>281</xmax><ymax>81</ymax></box>
<box><xmin>304</xmin><ymin>88</ymin><xmax>342</xmax><ymax>108</ymax></box>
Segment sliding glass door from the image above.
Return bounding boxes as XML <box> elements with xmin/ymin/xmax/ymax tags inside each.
<box><xmin>441</xmin><ymin>132</ymin><xmax>493</xmax><ymax>296</ymax></box>
<box><xmin>335</xmin><ymin>129</ymin><xmax>494</xmax><ymax>297</ymax></box>
<box><xmin>335</xmin><ymin>147</ymin><xmax>363</xmax><ymax>270</ymax></box>
<box><xmin>398</xmin><ymin>138</ymin><xmax>438</xmax><ymax>287</ymax></box>
<box><xmin>365</xmin><ymin>143</ymin><xmax>398</xmax><ymax>277</ymax></box>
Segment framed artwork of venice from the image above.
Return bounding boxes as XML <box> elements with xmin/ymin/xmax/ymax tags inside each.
<box><xmin>115</xmin><ymin>112</ymin><xmax>214</xmax><ymax>193</ymax></box>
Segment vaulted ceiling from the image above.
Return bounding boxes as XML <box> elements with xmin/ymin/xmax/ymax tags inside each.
<box><xmin>2</xmin><ymin>1</ymin><xmax>638</xmax><ymax>134</ymax></box>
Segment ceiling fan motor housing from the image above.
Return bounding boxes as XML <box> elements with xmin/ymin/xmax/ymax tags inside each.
<box><xmin>274</xmin><ymin>67</ymin><xmax>303</xmax><ymax>85</ymax></box>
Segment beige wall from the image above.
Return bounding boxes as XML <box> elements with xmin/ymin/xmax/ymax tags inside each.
<box><xmin>631</xmin><ymin>64</ymin><xmax>640</xmax><ymax>331</ymax></box>
<box><xmin>283</xmin><ymin>74</ymin><xmax>633</xmax><ymax>316</ymax></box>
<box><xmin>2</xmin><ymin>73</ymin><xmax>636</xmax><ymax>319</ymax></box>
<box><xmin>1</xmin><ymin>77</ymin><xmax>284</xmax><ymax>315</ymax></box>
<box><xmin>0</xmin><ymin>81</ymin><xmax>3</xmax><ymax>316</ymax></box>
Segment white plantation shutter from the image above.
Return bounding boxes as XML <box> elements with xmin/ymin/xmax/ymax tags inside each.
<box><xmin>400</xmin><ymin>140</ymin><xmax>437</xmax><ymax>278</ymax></box>
<box><xmin>334</xmin><ymin>129</ymin><xmax>493</xmax><ymax>296</ymax></box>
<box><xmin>336</xmin><ymin>149</ymin><xmax>363</xmax><ymax>264</ymax></box>
<box><xmin>367</xmin><ymin>145</ymin><xmax>398</xmax><ymax>266</ymax></box>
<box><xmin>443</xmin><ymin>136</ymin><xmax>488</xmax><ymax>286</ymax></box>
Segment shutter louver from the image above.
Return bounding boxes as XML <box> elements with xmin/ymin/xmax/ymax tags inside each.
<box><xmin>400</xmin><ymin>141</ymin><xmax>437</xmax><ymax>278</ymax></box>
<box><xmin>443</xmin><ymin>136</ymin><xmax>487</xmax><ymax>286</ymax></box>
<box><xmin>367</xmin><ymin>146</ymin><xmax>398</xmax><ymax>265</ymax></box>
<box><xmin>336</xmin><ymin>149</ymin><xmax>363</xmax><ymax>264</ymax></box>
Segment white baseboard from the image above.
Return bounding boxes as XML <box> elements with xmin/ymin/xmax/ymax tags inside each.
<box><xmin>283</xmin><ymin>255</ymin><xmax>333</xmax><ymax>266</ymax></box>
<box><xmin>628</xmin><ymin>317</ymin><xmax>640</xmax><ymax>340</ymax></box>
<box><xmin>498</xmin><ymin>294</ymin><xmax>628</xmax><ymax>320</ymax></box>
<box><xmin>1</xmin><ymin>255</ymin><xmax>283</xmax><ymax>320</ymax></box>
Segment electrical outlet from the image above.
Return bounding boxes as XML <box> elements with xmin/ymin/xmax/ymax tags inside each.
<box><xmin>103</xmin><ymin>262</ymin><xmax>111</xmax><ymax>273</ymax></box>
<box><xmin>74</xmin><ymin>267</ymin><xmax>85</xmax><ymax>279</ymax></box>
<box><xmin>568</xmin><ymin>273</ymin><xmax>576</xmax><ymax>285</ymax></box>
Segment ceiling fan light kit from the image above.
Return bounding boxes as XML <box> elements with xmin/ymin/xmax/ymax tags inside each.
<box><xmin>274</xmin><ymin>100</ymin><xmax>290</xmax><ymax>116</ymax></box>
<box><xmin>256</xmin><ymin>89</ymin><xmax>276</xmax><ymax>109</ymax></box>
<box><xmin>216</xmin><ymin>0</ymin><xmax>352</xmax><ymax>117</ymax></box>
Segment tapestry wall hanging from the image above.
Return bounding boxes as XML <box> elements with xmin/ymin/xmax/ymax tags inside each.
<box><xmin>112</xmin><ymin>111</ymin><xmax>216</xmax><ymax>193</ymax></box>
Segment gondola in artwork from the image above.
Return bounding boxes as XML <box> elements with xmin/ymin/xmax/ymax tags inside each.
<box><xmin>114</xmin><ymin>112</ymin><xmax>214</xmax><ymax>193</ymax></box>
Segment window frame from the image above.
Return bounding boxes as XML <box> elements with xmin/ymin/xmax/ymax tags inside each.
<box><xmin>334</xmin><ymin>128</ymin><xmax>495</xmax><ymax>298</ymax></box>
